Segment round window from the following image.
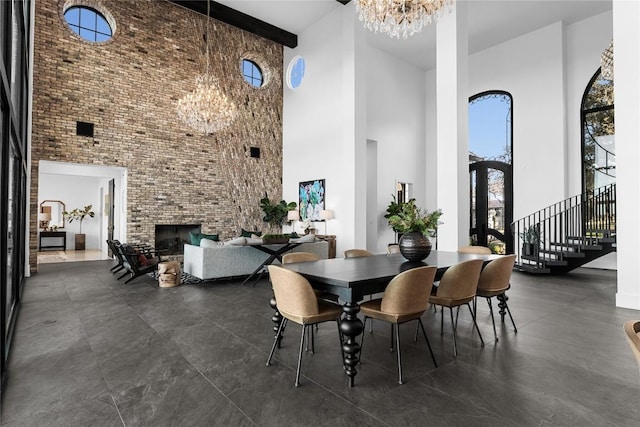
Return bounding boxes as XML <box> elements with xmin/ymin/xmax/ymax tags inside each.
<box><xmin>242</xmin><ymin>59</ymin><xmax>263</xmax><ymax>88</ymax></box>
<box><xmin>64</xmin><ymin>6</ymin><xmax>113</xmax><ymax>43</ymax></box>
<box><xmin>286</xmin><ymin>56</ymin><xmax>306</xmax><ymax>89</ymax></box>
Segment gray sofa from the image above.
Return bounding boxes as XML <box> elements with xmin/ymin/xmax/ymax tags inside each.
<box><xmin>183</xmin><ymin>240</ymin><xmax>329</xmax><ymax>280</ymax></box>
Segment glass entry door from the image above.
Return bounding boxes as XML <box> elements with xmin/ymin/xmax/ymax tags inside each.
<box><xmin>470</xmin><ymin>161</ymin><xmax>512</xmax><ymax>254</ymax></box>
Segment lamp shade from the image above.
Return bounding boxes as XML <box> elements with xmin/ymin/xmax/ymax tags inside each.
<box><xmin>287</xmin><ymin>210</ymin><xmax>300</xmax><ymax>221</ymax></box>
<box><xmin>39</xmin><ymin>212</ymin><xmax>51</xmax><ymax>221</ymax></box>
<box><xmin>320</xmin><ymin>209</ymin><xmax>334</xmax><ymax>220</ymax></box>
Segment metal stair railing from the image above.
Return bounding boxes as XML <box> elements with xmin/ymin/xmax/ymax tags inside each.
<box><xmin>512</xmin><ymin>184</ymin><xmax>616</xmax><ymax>270</ymax></box>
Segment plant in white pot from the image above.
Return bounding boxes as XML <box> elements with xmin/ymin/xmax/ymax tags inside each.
<box><xmin>387</xmin><ymin>199</ymin><xmax>442</xmax><ymax>262</ymax></box>
<box><xmin>63</xmin><ymin>205</ymin><xmax>95</xmax><ymax>250</ymax></box>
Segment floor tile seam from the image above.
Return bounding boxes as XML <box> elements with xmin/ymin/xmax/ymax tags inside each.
<box><xmin>109</xmin><ymin>393</ymin><xmax>127</xmax><ymax>427</ymax></box>
<box><xmin>188</xmin><ymin>364</ymin><xmax>259</xmax><ymax>426</ymax></box>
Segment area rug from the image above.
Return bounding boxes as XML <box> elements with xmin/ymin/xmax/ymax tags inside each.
<box><xmin>38</xmin><ymin>251</ymin><xmax>68</xmax><ymax>263</ymax></box>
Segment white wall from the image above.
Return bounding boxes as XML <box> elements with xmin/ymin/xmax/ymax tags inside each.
<box><xmin>283</xmin><ymin>7</ymin><xmax>367</xmax><ymax>256</ymax></box>
<box><xmin>38</xmin><ymin>161</ymin><xmax>126</xmax><ymax>252</ymax></box>
<box><xmin>468</xmin><ymin>22</ymin><xmax>566</xmax><ymax>220</ymax></box>
<box><xmin>38</xmin><ymin>174</ymin><xmax>103</xmax><ymax>250</ymax></box>
<box><xmin>365</xmin><ymin>44</ymin><xmax>427</xmax><ymax>253</ymax></box>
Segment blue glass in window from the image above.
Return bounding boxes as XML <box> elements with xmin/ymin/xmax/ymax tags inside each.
<box><xmin>290</xmin><ymin>57</ymin><xmax>305</xmax><ymax>89</ymax></box>
<box><xmin>96</xmin><ymin>16</ymin><xmax>110</xmax><ymax>35</ymax></box>
<box><xmin>64</xmin><ymin>6</ymin><xmax>112</xmax><ymax>42</ymax></box>
<box><xmin>242</xmin><ymin>59</ymin><xmax>263</xmax><ymax>88</ymax></box>
<box><xmin>79</xmin><ymin>8</ymin><xmax>94</xmax><ymax>29</ymax></box>
<box><xmin>65</xmin><ymin>7</ymin><xmax>80</xmax><ymax>26</ymax></box>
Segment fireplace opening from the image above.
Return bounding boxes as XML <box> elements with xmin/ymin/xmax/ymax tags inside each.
<box><xmin>155</xmin><ymin>224</ymin><xmax>201</xmax><ymax>255</ymax></box>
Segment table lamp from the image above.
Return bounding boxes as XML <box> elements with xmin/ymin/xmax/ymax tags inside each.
<box><xmin>38</xmin><ymin>212</ymin><xmax>51</xmax><ymax>231</ymax></box>
<box><xmin>287</xmin><ymin>210</ymin><xmax>300</xmax><ymax>233</ymax></box>
<box><xmin>320</xmin><ymin>209</ymin><xmax>333</xmax><ymax>235</ymax></box>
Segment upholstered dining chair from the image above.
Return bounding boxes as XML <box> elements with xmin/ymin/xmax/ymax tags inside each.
<box><xmin>458</xmin><ymin>245</ymin><xmax>492</xmax><ymax>255</ymax></box>
<box><xmin>266</xmin><ymin>265</ymin><xmax>344</xmax><ymax>387</ymax></box>
<box><xmin>360</xmin><ymin>266</ymin><xmax>438</xmax><ymax>384</ymax></box>
<box><xmin>282</xmin><ymin>252</ymin><xmax>320</xmax><ymax>264</ymax></box>
<box><xmin>475</xmin><ymin>254</ymin><xmax>517</xmax><ymax>341</ymax></box>
<box><xmin>429</xmin><ymin>259</ymin><xmax>484</xmax><ymax>357</ymax></box>
<box><xmin>623</xmin><ymin>320</ymin><xmax>640</xmax><ymax>365</ymax></box>
<box><xmin>387</xmin><ymin>244</ymin><xmax>401</xmax><ymax>255</ymax></box>
<box><xmin>344</xmin><ymin>248</ymin><xmax>374</xmax><ymax>258</ymax></box>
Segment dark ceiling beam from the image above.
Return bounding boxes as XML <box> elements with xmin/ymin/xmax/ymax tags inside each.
<box><xmin>168</xmin><ymin>0</ymin><xmax>298</xmax><ymax>48</ymax></box>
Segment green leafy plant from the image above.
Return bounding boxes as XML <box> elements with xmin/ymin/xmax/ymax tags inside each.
<box><xmin>387</xmin><ymin>199</ymin><xmax>442</xmax><ymax>237</ymax></box>
<box><xmin>260</xmin><ymin>194</ymin><xmax>297</xmax><ymax>227</ymax></box>
<box><xmin>519</xmin><ymin>225</ymin><xmax>540</xmax><ymax>243</ymax></box>
<box><xmin>62</xmin><ymin>205</ymin><xmax>95</xmax><ymax>234</ymax></box>
<box><xmin>384</xmin><ymin>194</ymin><xmax>404</xmax><ymax>233</ymax></box>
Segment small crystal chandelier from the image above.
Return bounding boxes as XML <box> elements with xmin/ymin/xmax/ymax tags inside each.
<box><xmin>600</xmin><ymin>39</ymin><xmax>613</xmax><ymax>81</ymax></box>
<box><xmin>177</xmin><ymin>0</ymin><xmax>237</xmax><ymax>134</ymax></box>
<box><xmin>354</xmin><ymin>0</ymin><xmax>454</xmax><ymax>39</ymax></box>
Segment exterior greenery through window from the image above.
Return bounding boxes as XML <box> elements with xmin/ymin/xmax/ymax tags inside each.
<box><xmin>581</xmin><ymin>69</ymin><xmax>615</xmax><ymax>194</ymax></box>
<box><xmin>64</xmin><ymin>6</ymin><xmax>112</xmax><ymax>42</ymax></box>
<box><xmin>242</xmin><ymin>59</ymin><xmax>263</xmax><ymax>87</ymax></box>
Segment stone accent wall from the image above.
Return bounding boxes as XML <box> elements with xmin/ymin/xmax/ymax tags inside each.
<box><xmin>30</xmin><ymin>0</ymin><xmax>284</xmax><ymax>271</ymax></box>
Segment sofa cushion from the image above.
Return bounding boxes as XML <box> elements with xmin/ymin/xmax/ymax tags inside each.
<box><xmin>200</xmin><ymin>238</ymin><xmax>224</xmax><ymax>248</ymax></box>
<box><xmin>291</xmin><ymin>234</ymin><xmax>316</xmax><ymax>243</ymax></box>
<box><xmin>189</xmin><ymin>232</ymin><xmax>219</xmax><ymax>246</ymax></box>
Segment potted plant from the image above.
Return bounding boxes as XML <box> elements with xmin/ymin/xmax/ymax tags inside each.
<box><xmin>260</xmin><ymin>194</ymin><xmax>297</xmax><ymax>228</ymax></box>
<box><xmin>520</xmin><ymin>225</ymin><xmax>540</xmax><ymax>256</ymax></box>
<box><xmin>63</xmin><ymin>205</ymin><xmax>95</xmax><ymax>250</ymax></box>
<box><xmin>384</xmin><ymin>194</ymin><xmax>404</xmax><ymax>243</ymax></box>
<box><xmin>387</xmin><ymin>199</ymin><xmax>442</xmax><ymax>261</ymax></box>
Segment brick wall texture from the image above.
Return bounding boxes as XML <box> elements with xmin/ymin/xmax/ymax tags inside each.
<box><xmin>30</xmin><ymin>0</ymin><xmax>284</xmax><ymax>271</ymax></box>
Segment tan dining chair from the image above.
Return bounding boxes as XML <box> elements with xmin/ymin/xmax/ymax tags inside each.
<box><xmin>429</xmin><ymin>259</ymin><xmax>484</xmax><ymax>357</ymax></box>
<box><xmin>266</xmin><ymin>265</ymin><xmax>344</xmax><ymax>387</ymax></box>
<box><xmin>624</xmin><ymin>320</ymin><xmax>640</xmax><ymax>365</ymax></box>
<box><xmin>475</xmin><ymin>254</ymin><xmax>517</xmax><ymax>341</ymax></box>
<box><xmin>344</xmin><ymin>249</ymin><xmax>374</xmax><ymax>258</ymax></box>
<box><xmin>282</xmin><ymin>252</ymin><xmax>320</xmax><ymax>264</ymax></box>
<box><xmin>360</xmin><ymin>266</ymin><xmax>438</xmax><ymax>384</ymax></box>
<box><xmin>458</xmin><ymin>245</ymin><xmax>492</xmax><ymax>255</ymax></box>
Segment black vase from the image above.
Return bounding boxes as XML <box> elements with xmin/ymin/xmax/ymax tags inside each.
<box><xmin>399</xmin><ymin>232</ymin><xmax>432</xmax><ymax>262</ymax></box>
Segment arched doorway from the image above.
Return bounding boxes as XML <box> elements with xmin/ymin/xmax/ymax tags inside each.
<box><xmin>468</xmin><ymin>91</ymin><xmax>513</xmax><ymax>254</ymax></box>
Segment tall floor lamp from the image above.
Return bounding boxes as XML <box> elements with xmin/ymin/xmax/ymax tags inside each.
<box><xmin>320</xmin><ymin>209</ymin><xmax>333</xmax><ymax>235</ymax></box>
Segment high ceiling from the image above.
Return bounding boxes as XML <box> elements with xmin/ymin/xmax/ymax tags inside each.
<box><xmin>213</xmin><ymin>0</ymin><xmax>612</xmax><ymax>70</ymax></box>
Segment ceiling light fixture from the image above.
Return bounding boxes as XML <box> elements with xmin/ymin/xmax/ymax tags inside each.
<box><xmin>354</xmin><ymin>0</ymin><xmax>454</xmax><ymax>39</ymax></box>
<box><xmin>177</xmin><ymin>0</ymin><xmax>237</xmax><ymax>134</ymax></box>
<box><xmin>600</xmin><ymin>39</ymin><xmax>613</xmax><ymax>81</ymax></box>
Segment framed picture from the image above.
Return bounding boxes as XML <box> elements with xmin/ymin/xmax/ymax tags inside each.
<box><xmin>299</xmin><ymin>179</ymin><xmax>325</xmax><ymax>221</ymax></box>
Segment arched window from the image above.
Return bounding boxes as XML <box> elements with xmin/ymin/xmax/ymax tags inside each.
<box><xmin>468</xmin><ymin>91</ymin><xmax>513</xmax><ymax>254</ymax></box>
<box><xmin>581</xmin><ymin>69</ymin><xmax>615</xmax><ymax>194</ymax></box>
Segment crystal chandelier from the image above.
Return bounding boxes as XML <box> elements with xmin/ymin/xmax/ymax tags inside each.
<box><xmin>354</xmin><ymin>0</ymin><xmax>454</xmax><ymax>39</ymax></box>
<box><xmin>177</xmin><ymin>0</ymin><xmax>237</xmax><ymax>134</ymax></box>
<box><xmin>600</xmin><ymin>39</ymin><xmax>613</xmax><ymax>81</ymax></box>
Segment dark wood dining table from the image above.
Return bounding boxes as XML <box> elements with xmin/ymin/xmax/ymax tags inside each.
<box><xmin>280</xmin><ymin>250</ymin><xmax>501</xmax><ymax>387</ymax></box>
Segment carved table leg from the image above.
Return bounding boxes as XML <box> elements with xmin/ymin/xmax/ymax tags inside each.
<box><xmin>270</xmin><ymin>295</ymin><xmax>284</xmax><ymax>349</ymax></box>
<box><xmin>497</xmin><ymin>293</ymin><xmax>508</xmax><ymax>323</ymax></box>
<box><xmin>339</xmin><ymin>302</ymin><xmax>364</xmax><ymax>387</ymax></box>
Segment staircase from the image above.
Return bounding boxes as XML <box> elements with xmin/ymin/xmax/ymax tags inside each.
<box><xmin>512</xmin><ymin>184</ymin><xmax>616</xmax><ymax>274</ymax></box>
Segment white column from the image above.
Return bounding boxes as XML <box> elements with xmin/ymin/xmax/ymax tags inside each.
<box><xmin>614</xmin><ymin>0</ymin><xmax>640</xmax><ymax>310</ymax></box>
<box><xmin>436</xmin><ymin>1</ymin><xmax>468</xmax><ymax>250</ymax></box>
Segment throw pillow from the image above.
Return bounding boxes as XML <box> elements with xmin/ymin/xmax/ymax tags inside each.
<box><xmin>189</xmin><ymin>232</ymin><xmax>219</xmax><ymax>246</ymax></box>
<box><xmin>241</xmin><ymin>228</ymin><xmax>262</xmax><ymax>238</ymax></box>
<box><xmin>224</xmin><ymin>236</ymin><xmax>247</xmax><ymax>246</ymax></box>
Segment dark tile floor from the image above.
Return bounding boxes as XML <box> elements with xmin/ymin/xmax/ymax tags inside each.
<box><xmin>1</xmin><ymin>261</ymin><xmax>639</xmax><ymax>426</ymax></box>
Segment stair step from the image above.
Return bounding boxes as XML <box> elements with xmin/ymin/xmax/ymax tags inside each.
<box><xmin>521</xmin><ymin>254</ymin><xmax>568</xmax><ymax>266</ymax></box>
<box><xmin>516</xmin><ymin>264</ymin><xmax>551</xmax><ymax>274</ymax></box>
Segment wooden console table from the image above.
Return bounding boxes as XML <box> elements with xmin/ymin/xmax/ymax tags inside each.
<box><xmin>39</xmin><ymin>231</ymin><xmax>66</xmax><ymax>251</ymax></box>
